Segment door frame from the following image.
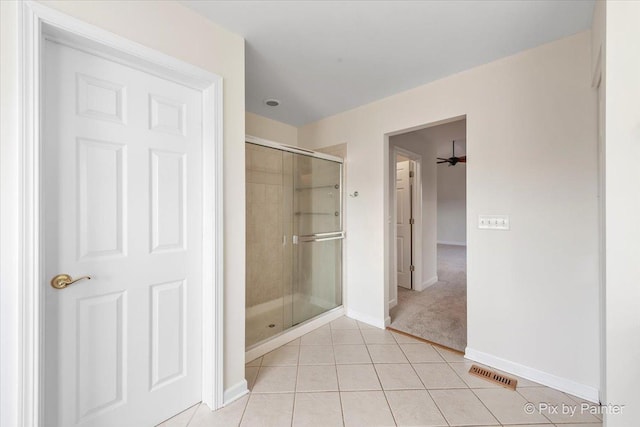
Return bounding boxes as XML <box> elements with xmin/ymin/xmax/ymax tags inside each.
<box><xmin>15</xmin><ymin>2</ymin><xmax>225</xmax><ymax>425</ymax></box>
<box><xmin>390</xmin><ymin>146</ymin><xmax>423</xmax><ymax>308</ymax></box>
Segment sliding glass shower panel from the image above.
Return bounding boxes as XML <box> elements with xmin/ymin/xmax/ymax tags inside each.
<box><xmin>245</xmin><ymin>143</ymin><xmax>292</xmax><ymax>347</ymax></box>
<box><xmin>245</xmin><ymin>140</ymin><xmax>344</xmax><ymax>349</ymax></box>
<box><xmin>292</xmin><ymin>154</ymin><xmax>343</xmax><ymax>325</ymax></box>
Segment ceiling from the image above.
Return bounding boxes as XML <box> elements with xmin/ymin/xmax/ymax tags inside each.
<box><xmin>183</xmin><ymin>0</ymin><xmax>595</xmax><ymax>127</ymax></box>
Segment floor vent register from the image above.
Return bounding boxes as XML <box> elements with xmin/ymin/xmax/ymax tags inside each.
<box><xmin>468</xmin><ymin>364</ymin><xmax>518</xmax><ymax>390</ymax></box>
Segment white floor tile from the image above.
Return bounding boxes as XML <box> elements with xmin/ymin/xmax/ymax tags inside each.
<box><xmin>331</xmin><ymin>329</ymin><xmax>364</xmax><ymax>345</ymax></box>
<box><xmin>330</xmin><ymin>316</ymin><xmax>359</xmax><ymax>329</ymax></box>
<box><xmin>300</xmin><ymin>325</ymin><xmax>333</xmax><ymax>345</ymax></box>
<box><xmin>252</xmin><ymin>366</ymin><xmax>297</xmax><ymax>393</ymax></box>
<box><xmin>188</xmin><ymin>398</ymin><xmax>247</xmax><ymax>427</ymax></box>
<box><xmin>474</xmin><ymin>387</ymin><xmax>549</xmax><ymax>425</ymax></box>
<box><xmin>292</xmin><ymin>392</ymin><xmax>344</xmax><ymax>427</ymax></box>
<box><xmin>430</xmin><ymin>388</ymin><xmax>499</xmax><ymax>426</ymax></box>
<box><xmin>158</xmin><ymin>403</ymin><xmax>199</xmax><ymax>427</ymax></box>
<box><xmin>236</xmin><ymin>317</ymin><xmax>598</xmax><ymax>427</ymax></box>
<box><xmin>413</xmin><ymin>363</ymin><xmax>467</xmax><ymax>389</ymax></box>
<box><xmin>367</xmin><ymin>344</ymin><xmax>409</xmax><ymax>363</ymax></box>
<box><xmin>340</xmin><ymin>391</ymin><xmax>396</xmax><ymax>427</ymax></box>
<box><xmin>299</xmin><ymin>344</ymin><xmax>335</xmax><ymax>365</ymax></box>
<box><xmin>261</xmin><ymin>345</ymin><xmax>300</xmax><ymax>366</ymax></box>
<box><xmin>296</xmin><ymin>365</ymin><xmax>339</xmax><ymax>392</ymax></box>
<box><xmin>517</xmin><ymin>387</ymin><xmax>601</xmax><ymax>424</ymax></box>
<box><xmin>240</xmin><ymin>393</ymin><xmax>294</xmax><ymax>427</ymax></box>
<box><xmin>245</xmin><ymin>356</ymin><xmax>262</xmax><ymax>367</ymax></box>
<box><xmin>385</xmin><ymin>390</ymin><xmax>448</xmax><ymax>427</ymax></box>
<box><xmin>336</xmin><ymin>364</ymin><xmax>381</xmax><ymax>391</ymax></box>
<box><xmin>245</xmin><ymin>366</ymin><xmax>259</xmax><ymax>390</ymax></box>
<box><xmin>433</xmin><ymin>346</ymin><xmax>465</xmax><ymax>362</ymax></box>
<box><xmin>374</xmin><ymin>363</ymin><xmax>424</xmax><ymax>390</ymax></box>
<box><xmin>361</xmin><ymin>329</ymin><xmax>397</xmax><ymax>344</ymax></box>
<box><xmin>357</xmin><ymin>320</ymin><xmax>376</xmax><ymax>330</ymax></box>
<box><xmin>333</xmin><ymin>344</ymin><xmax>372</xmax><ymax>364</ymax></box>
<box><xmin>399</xmin><ymin>343</ymin><xmax>445</xmax><ymax>363</ymax></box>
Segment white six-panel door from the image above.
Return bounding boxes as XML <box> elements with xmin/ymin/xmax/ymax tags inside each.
<box><xmin>396</xmin><ymin>160</ymin><xmax>412</xmax><ymax>289</ymax></box>
<box><xmin>43</xmin><ymin>39</ymin><xmax>203</xmax><ymax>427</ymax></box>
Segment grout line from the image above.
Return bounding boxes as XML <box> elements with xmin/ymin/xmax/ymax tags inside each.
<box><xmin>467</xmin><ymin>387</ymin><xmax>504</xmax><ymax>426</ymax></box>
<box><xmin>236</xmin><ymin>392</ymin><xmax>251</xmax><ymax>427</ymax></box>
<box><xmin>180</xmin><ymin>402</ymin><xmax>201</xmax><ymax>427</ymax></box>
<box><xmin>425</xmin><ymin>389</ymin><xmax>453</xmax><ymax>427</ymax></box>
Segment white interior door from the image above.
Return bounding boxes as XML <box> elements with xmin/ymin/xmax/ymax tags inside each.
<box><xmin>396</xmin><ymin>160</ymin><xmax>412</xmax><ymax>289</ymax></box>
<box><xmin>43</xmin><ymin>39</ymin><xmax>203</xmax><ymax>427</ymax></box>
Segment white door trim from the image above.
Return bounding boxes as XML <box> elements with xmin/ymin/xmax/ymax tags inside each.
<box><xmin>390</xmin><ymin>146</ymin><xmax>423</xmax><ymax>307</ymax></box>
<box><xmin>16</xmin><ymin>2</ymin><xmax>224</xmax><ymax>425</ymax></box>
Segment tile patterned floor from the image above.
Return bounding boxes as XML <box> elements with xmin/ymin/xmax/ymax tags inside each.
<box><xmin>160</xmin><ymin>316</ymin><xmax>603</xmax><ymax>427</ymax></box>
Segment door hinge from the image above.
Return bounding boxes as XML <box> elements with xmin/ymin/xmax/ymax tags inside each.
<box><xmin>410</xmin><ymin>265</ymin><xmax>415</xmax><ymax>272</ymax></box>
<box><xmin>409</xmin><ymin>171</ymin><xmax>414</xmax><ymax>178</ymax></box>
<box><xmin>409</xmin><ymin>218</ymin><xmax>415</xmax><ymax>225</ymax></box>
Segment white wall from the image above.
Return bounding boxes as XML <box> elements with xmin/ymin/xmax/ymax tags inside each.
<box><xmin>1</xmin><ymin>2</ymin><xmax>21</xmax><ymax>425</ymax></box>
<box><xmin>435</xmin><ymin>125</ymin><xmax>466</xmax><ymax>246</ymax></box>
<box><xmin>246</xmin><ymin>112</ymin><xmax>298</xmax><ymax>146</ymax></box>
<box><xmin>424</xmin><ymin>120</ymin><xmax>467</xmax><ymax>246</ymax></box>
<box><xmin>603</xmin><ymin>1</ymin><xmax>640</xmax><ymax>424</ymax></box>
<box><xmin>437</xmin><ymin>164</ymin><xmax>466</xmax><ymax>246</ymax></box>
<box><xmin>590</xmin><ymin>0</ymin><xmax>606</xmax><ymax>410</ymax></box>
<box><xmin>299</xmin><ymin>31</ymin><xmax>600</xmax><ymax>399</ymax></box>
<box><xmin>0</xmin><ymin>2</ymin><xmax>247</xmax><ymax>419</ymax></box>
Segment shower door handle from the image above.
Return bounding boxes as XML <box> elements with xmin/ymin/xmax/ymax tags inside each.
<box><xmin>296</xmin><ymin>231</ymin><xmax>345</xmax><ymax>243</ymax></box>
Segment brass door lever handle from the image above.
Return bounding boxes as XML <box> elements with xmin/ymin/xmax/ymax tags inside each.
<box><xmin>50</xmin><ymin>274</ymin><xmax>91</xmax><ymax>290</ymax></box>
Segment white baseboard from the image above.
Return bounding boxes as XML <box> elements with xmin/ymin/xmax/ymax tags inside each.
<box><xmin>245</xmin><ymin>306</ymin><xmax>344</xmax><ymax>362</ymax></box>
<box><xmin>437</xmin><ymin>240</ymin><xmax>467</xmax><ymax>246</ymax></box>
<box><xmin>223</xmin><ymin>380</ymin><xmax>248</xmax><ymax>405</ymax></box>
<box><xmin>464</xmin><ymin>347</ymin><xmax>599</xmax><ymax>403</ymax></box>
<box><xmin>414</xmin><ymin>275</ymin><xmax>438</xmax><ymax>292</ymax></box>
<box><xmin>388</xmin><ymin>298</ymin><xmax>397</xmax><ymax>309</ymax></box>
<box><xmin>345</xmin><ymin>308</ymin><xmax>386</xmax><ymax>329</ymax></box>
<box><xmin>385</xmin><ymin>316</ymin><xmax>391</xmax><ymax>327</ymax></box>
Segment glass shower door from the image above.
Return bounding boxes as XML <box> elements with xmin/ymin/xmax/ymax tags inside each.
<box><xmin>292</xmin><ymin>153</ymin><xmax>343</xmax><ymax>325</ymax></box>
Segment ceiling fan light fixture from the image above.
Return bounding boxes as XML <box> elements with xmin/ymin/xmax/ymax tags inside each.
<box><xmin>437</xmin><ymin>139</ymin><xmax>467</xmax><ymax>166</ymax></box>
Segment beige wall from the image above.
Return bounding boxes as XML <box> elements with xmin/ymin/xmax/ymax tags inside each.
<box><xmin>299</xmin><ymin>31</ymin><xmax>600</xmax><ymax>398</ymax></box>
<box><xmin>603</xmin><ymin>1</ymin><xmax>640</xmax><ymax>424</ymax></box>
<box><xmin>0</xmin><ymin>0</ymin><xmax>246</xmax><ymax>407</ymax></box>
<box><xmin>246</xmin><ymin>112</ymin><xmax>298</xmax><ymax>146</ymax></box>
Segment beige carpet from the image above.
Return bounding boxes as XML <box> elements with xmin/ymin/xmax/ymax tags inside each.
<box><xmin>390</xmin><ymin>244</ymin><xmax>467</xmax><ymax>352</ymax></box>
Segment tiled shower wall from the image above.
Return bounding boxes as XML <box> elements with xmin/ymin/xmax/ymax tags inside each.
<box><xmin>245</xmin><ymin>144</ymin><xmax>292</xmax><ymax>309</ymax></box>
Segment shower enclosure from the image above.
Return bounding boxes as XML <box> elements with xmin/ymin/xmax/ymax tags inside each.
<box><xmin>245</xmin><ymin>137</ymin><xmax>344</xmax><ymax>348</ymax></box>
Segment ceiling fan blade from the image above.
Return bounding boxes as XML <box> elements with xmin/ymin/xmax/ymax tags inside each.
<box><xmin>437</xmin><ymin>157</ymin><xmax>449</xmax><ymax>161</ymax></box>
<box><xmin>437</xmin><ymin>160</ymin><xmax>449</xmax><ymax>164</ymax></box>
<box><xmin>458</xmin><ymin>156</ymin><xmax>467</xmax><ymax>163</ymax></box>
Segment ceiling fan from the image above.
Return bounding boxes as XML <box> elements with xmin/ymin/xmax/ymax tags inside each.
<box><xmin>437</xmin><ymin>140</ymin><xmax>466</xmax><ymax>166</ymax></box>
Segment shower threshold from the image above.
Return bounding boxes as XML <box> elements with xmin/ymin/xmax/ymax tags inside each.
<box><xmin>245</xmin><ymin>305</ymin><xmax>345</xmax><ymax>363</ymax></box>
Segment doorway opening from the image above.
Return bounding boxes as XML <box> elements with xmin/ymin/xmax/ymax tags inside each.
<box><xmin>388</xmin><ymin>118</ymin><xmax>467</xmax><ymax>352</ymax></box>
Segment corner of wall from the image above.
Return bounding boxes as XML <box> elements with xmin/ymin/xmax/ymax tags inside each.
<box><xmin>245</xmin><ymin>112</ymin><xmax>298</xmax><ymax>146</ymax></box>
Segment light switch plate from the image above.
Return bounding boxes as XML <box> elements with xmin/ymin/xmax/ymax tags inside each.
<box><xmin>478</xmin><ymin>215</ymin><xmax>510</xmax><ymax>230</ymax></box>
